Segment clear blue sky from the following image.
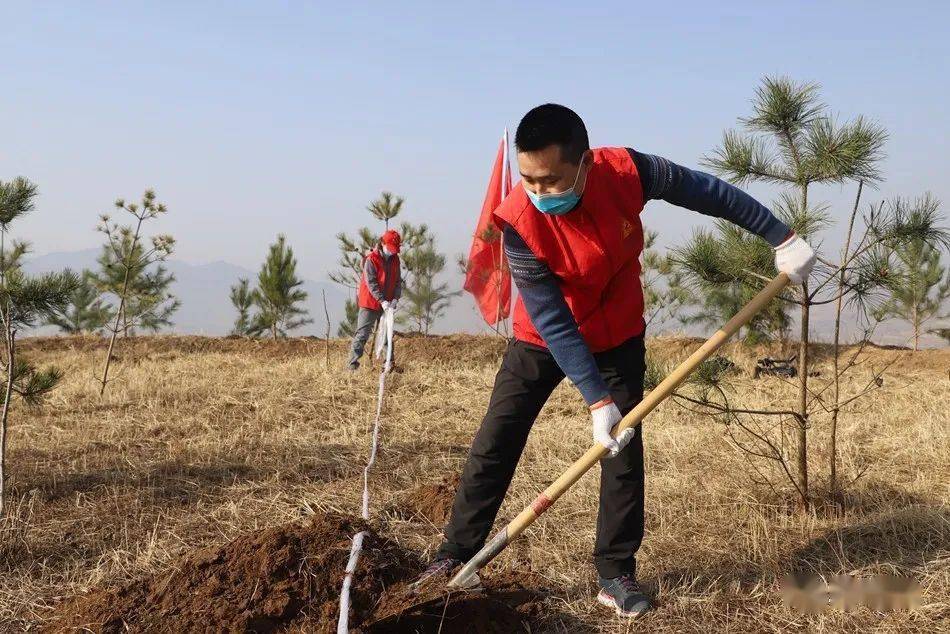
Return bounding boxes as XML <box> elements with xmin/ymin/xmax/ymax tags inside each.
<box><xmin>3</xmin><ymin>1</ymin><xmax>948</xmax><ymax>285</ymax></box>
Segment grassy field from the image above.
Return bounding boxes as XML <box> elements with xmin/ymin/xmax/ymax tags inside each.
<box><xmin>0</xmin><ymin>334</ymin><xmax>947</xmax><ymax>632</ymax></box>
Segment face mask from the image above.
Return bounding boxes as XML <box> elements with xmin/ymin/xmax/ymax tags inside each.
<box><xmin>526</xmin><ymin>162</ymin><xmax>586</xmax><ymax>215</ymax></box>
<box><xmin>382</xmin><ymin>246</ymin><xmax>395</xmax><ymax>257</ymax></box>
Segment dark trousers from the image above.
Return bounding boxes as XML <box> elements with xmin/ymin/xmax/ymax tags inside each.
<box><xmin>437</xmin><ymin>335</ymin><xmax>646</xmax><ymax>579</ymax></box>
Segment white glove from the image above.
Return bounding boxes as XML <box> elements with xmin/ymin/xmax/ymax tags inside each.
<box><xmin>591</xmin><ymin>399</ymin><xmax>635</xmax><ymax>458</ymax></box>
<box><xmin>381</xmin><ymin>300</ymin><xmax>391</xmax><ymax>311</ymax></box>
<box><xmin>774</xmin><ymin>233</ymin><xmax>816</xmax><ymax>285</ymax></box>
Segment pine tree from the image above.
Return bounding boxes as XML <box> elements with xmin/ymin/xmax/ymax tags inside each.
<box><xmin>329</xmin><ymin>193</ymin><xmax>418</xmax><ymax>335</ymax></box>
<box><xmin>229</xmin><ymin>278</ymin><xmax>255</xmax><ymax>336</ymax></box>
<box><xmin>329</xmin><ymin>227</ymin><xmax>380</xmax><ymax>291</ymax></box>
<box><xmin>672</xmin><ymin>77</ymin><xmax>947</xmax><ymax>505</ymax></box>
<box><xmin>0</xmin><ymin>177</ymin><xmax>80</xmax><ymax>516</ymax></box>
<box><xmin>397</xmin><ymin>221</ymin><xmax>432</xmax><ymax>254</ymax></box>
<box><xmin>674</xmin><ymin>222</ymin><xmax>791</xmax><ymax>343</ymax></box>
<box><xmin>875</xmin><ymin>198</ymin><xmax>950</xmax><ymax>350</ymax></box>
<box><xmin>337</xmin><ymin>298</ymin><xmax>359</xmax><ymax>338</ymax></box>
<box><xmin>46</xmin><ymin>270</ymin><xmax>112</xmax><ymax>334</ymax></box>
<box><xmin>401</xmin><ymin>236</ymin><xmax>459</xmax><ymax>334</ymax></box>
<box><xmin>250</xmin><ymin>235</ymin><xmax>312</xmax><ymax>338</ymax></box>
<box><xmin>92</xmin><ymin>232</ymin><xmax>179</xmax><ymax>335</ymax></box>
<box><xmin>681</xmin><ymin>280</ymin><xmax>790</xmax><ymax>344</ymax></box>
<box><xmin>641</xmin><ymin>229</ymin><xmax>691</xmax><ymax>330</ymax></box>
<box><xmin>93</xmin><ymin>190</ymin><xmax>176</xmax><ymax>396</ymax></box>
<box><xmin>367</xmin><ymin>191</ymin><xmax>404</xmax><ymax>229</ymax></box>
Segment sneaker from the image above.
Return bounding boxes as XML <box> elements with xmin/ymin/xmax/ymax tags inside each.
<box><xmin>597</xmin><ymin>573</ymin><xmax>651</xmax><ymax>618</ymax></box>
<box><xmin>412</xmin><ymin>557</ymin><xmax>480</xmax><ymax>592</ymax></box>
<box><xmin>347</xmin><ymin>361</ymin><xmax>359</xmax><ymax>371</ymax></box>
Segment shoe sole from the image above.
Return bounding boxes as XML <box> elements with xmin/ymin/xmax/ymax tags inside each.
<box><xmin>597</xmin><ymin>589</ymin><xmax>648</xmax><ymax>619</ymax></box>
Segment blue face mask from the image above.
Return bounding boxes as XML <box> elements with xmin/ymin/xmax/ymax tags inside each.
<box><xmin>526</xmin><ymin>162</ymin><xmax>586</xmax><ymax>215</ymax></box>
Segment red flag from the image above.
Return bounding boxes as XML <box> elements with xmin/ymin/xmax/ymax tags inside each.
<box><xmin>463</xmin><ymin>130</ymin><xmax>513</xmax><ymax>326</ymax></box>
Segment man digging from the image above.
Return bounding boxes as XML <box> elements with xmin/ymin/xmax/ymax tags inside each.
<box><xmin>347</xmin><ymin>229</ymin><xmax>402</xmax><ymax>371</ymax></box>
<box><xmin>417</xmin><ymin>104</ymin><xmax>817</xmax><ymax>618</ymax></box>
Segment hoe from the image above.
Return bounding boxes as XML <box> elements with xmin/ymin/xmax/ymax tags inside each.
<box><xmin>447</xmin><ymin>273</ymin><xmax>790</xmax><ymax>589</ymax></box>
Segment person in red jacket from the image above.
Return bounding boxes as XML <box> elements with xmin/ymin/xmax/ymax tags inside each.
<box><xmin>416</xmin><ymin>105</ymin><xmax>817</xmax><ymax>618</ymax></box>
<box><xmin>347</xmin><ymin>230</ymin><xmax>402</xmax><ymax>370</ymax></box>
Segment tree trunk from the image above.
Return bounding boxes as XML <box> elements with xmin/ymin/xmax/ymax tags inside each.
<box><xmin>100</xmin><ymin>289</ymin><xmax>131</xmax><ymax>396</ymax></box>
<box><xmin>793</xmin><ymin>179</ymin><xmax>811</xmax><ymax>511</ymax></box>
<box><xmin>121</xmin><ymin>303</ymin><xmax>130</xmax><ymax>337</ymax></box>
<box><xmin>322</xmin><ymin>290</ymin><xmax>331</xmax><ymax>369</ymax></box>
<box><xmin>913</xmin><ymin>306</ymin><xmax>920</xmax><ymax>351</ymax></box>
<box><xmin>796</xmin><ymin>292</ymin><xmax>810</xmax><ymax>510</ymax></box>
<box><xmin>0</xmin><ymin>330</ymin><xmax>15</xmax><ymax>518</ymax></box>
<box><xmin>99</xmin><ymin>215</ymin><xmax>144</xmax><ymax>396</ymax></box>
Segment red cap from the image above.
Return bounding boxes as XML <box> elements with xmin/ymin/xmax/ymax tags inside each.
<box><xmin>381</xmin><ymin>230</ymin><xmax>401</xmax><ymax>253</ymax></box>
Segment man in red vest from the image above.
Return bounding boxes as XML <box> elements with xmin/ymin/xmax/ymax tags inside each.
<box><xmin>347</xmin><ymin>229</ymin><xmax>402</xmax><ymax>370</ymax></box>
<box><xmin>418</xmin><ymin>105</ymin><xmax>816</xmax><ymax>618</ymax></box>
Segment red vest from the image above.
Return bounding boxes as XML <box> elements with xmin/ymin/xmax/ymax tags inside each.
<box><xmin>493</xmin><ymin>147</ymin><xmax>645</xmax><ymax>353</ymax></box>
<box><xmin>357</xmin><ymin>249</ymin><xmax>401</xmax><ymax>310</ymax></box>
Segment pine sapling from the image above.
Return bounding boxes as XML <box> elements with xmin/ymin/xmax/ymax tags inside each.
<box><xmin>672</xmin><ymin>77</ymin><xmax>950</xmax><ymax>509</ymax></box>
<box><xmin>250</xmin><ymin>235</ymin><xmax>312</xmax><ymax>338</ymax></box>
<box><xmin>0</xmin><ymin>177</ymin><xmax>79</xmax><ymax>516</ymax></box>
<box><xmin>94</xmin><ymin>190</ymin><xmax>176</xmax><ymax>396</ymax></box>
<box><xmin>229</xmin><ymin>278</ymin><xmax>256</xmax><ymax>336</ymax></box>
<box><xmin>873</xmin><ymin>196</ymin><xmax>950</xmax><ymax>350</ymax></box>
<box><xmin>45</xmin><ymin>270</ymin><xmax>112</xmax><ymax>334</ymax></box>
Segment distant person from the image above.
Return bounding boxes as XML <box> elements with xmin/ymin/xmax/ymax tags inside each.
<box><xmin>347</xmin><ymin>230</ymin><xmax>402</xmax><ymax>371</ymax></box>
<box><xmin>415</xmin><ymin>104</ymin><xmax>816</xmax><ymax>618</ymax></box>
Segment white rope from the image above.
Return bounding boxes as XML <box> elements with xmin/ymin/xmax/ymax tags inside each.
<box><xmin>337</xmin><ymin>530</ymin><xmax>365</xmax><ymax>630</ymax></box>
<box><xmin>373</xmin><ymin>306</ymin><xmax>395</xmax><ymax>372</ymax></box>
<box><xmin>337</xmin><ymin>306</ymin><xmax>395</xmax><ymax>633</ymax></box>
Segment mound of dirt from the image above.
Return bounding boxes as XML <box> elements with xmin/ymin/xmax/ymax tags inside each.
<box><xmin>391</xmin><ymin>473</ymin><xmax>460</xmax><ymax>525</ymax></box>
<box><xmin>46</xmin><ymin>511</ymin><xmax>549</xmax><ymax>633</ymax></box>
<box><xmin>45</xmin><ymin>513</ymin><xmax>417</xmax><ymax>633</ymax></box>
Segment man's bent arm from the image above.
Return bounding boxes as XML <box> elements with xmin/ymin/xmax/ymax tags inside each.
<box><xmin>503</xmin><ymin>226</ymin><xmax>610</xmax><ymax>405</ymax></box>
<box><xmin>629</xmin><ymin>150</ymin><xmax>792</xmax><ymax>246</ymax></box>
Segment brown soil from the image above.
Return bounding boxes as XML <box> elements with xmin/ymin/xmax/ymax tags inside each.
<box><xmin>365</xmin><ymin>571</ymin><xmax>548</xmax><ymax>634</ymax></box>
<box><xmin>45</xmin><ymin>512</ymin><xmax>547</xmax><ymax>633</ymax></box>
<box><xmin>391</xmin><ymin>473</ymin><xmax>460</xmax><ymax>525</ymax></box>
<box><xmin>45</xmin><ymin>513</ymin><xmax>416</xmax><ymax>633</ymax></box>
<box><xmin>367</xmin><ymin>594</ymin><xmax>531</xmax><ymax>633</ymax></box>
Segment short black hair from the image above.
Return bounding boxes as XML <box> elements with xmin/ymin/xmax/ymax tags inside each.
<box><xmin>515</xmin><ymin>104</ymin><xmax>589</xmax><ymax>165</ymax></box>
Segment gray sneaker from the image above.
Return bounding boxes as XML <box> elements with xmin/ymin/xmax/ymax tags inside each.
<box><xmin>597</xmin><ymin>573</ymin><xmax>651</xmax><ymax>618</ymax></box>
<box><xmin>347</xmin><ymin>361</ymin><xmax>359</xmax><ymax>371</ymax></box>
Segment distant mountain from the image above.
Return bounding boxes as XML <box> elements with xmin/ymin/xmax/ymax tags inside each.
<box><xmin>23</xmin><ymin>249</ymin><xmax>348</xmax><ymax>336</ymax></box>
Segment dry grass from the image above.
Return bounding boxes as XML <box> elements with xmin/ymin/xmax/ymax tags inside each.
<box><xmin>0</xmin><ymin>334</ymin><xmax>947</xmax><ymax>632</ymax></box>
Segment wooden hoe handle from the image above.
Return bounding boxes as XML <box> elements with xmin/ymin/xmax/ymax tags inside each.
<box><xmin>448</xmin><ymin>274</ymin><xmax>790</xmax><ymax>588</ymax></box>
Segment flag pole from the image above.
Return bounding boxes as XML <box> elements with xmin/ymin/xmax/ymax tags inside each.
<box><xmin>494</xmin><ymin>129</ymin><xmax>509</xmax><ymax>335</ymax></box>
